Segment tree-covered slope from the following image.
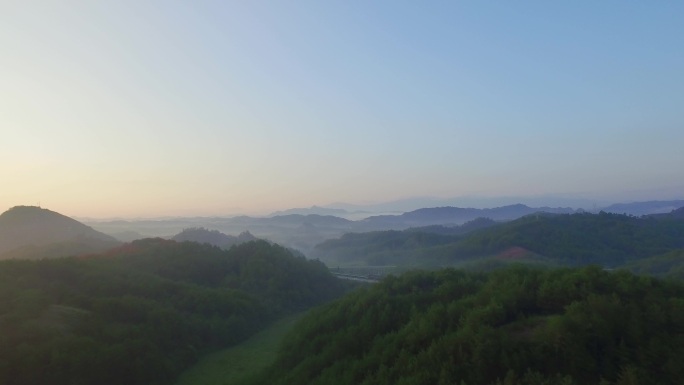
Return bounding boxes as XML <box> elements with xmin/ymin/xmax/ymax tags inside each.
<box><xmin>171</xmin><ymin>227</ymin><xmax>258</xmax><ymax>249</ymax></box>
<box><xmin>255</xmin><ymin>266</ymin><xmax>684</xmax><ymax>385</ymax></box>
<box><xmin>621</xmin><ymin>249</ymin><xmax>684</xmax><ymax>280</ymax></box>
<box><xmin>312</xmin><ymin>212</ymin><xmax>684</xmax><ymax>268</ymax></box>
<box><xmin>0</xmin><ymin>239</ymin><xmax>348</xmax><ymax>385</ymax></box>
<box><xmin>455</xmin><ymin>212</ymin><xmax>684</xmax><ymax>265</ymax></box>
<box><xmin>311</xmin><ymin>218</ymin><xmax>498</xmax><ymax>267</ymax></box>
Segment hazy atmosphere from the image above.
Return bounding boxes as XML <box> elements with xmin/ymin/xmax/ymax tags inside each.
<box><xmin>2</xmin><ymin>1</ymin><xmax>683</xmax><ymax>218</ymax></box>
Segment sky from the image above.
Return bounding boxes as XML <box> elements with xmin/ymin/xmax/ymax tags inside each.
<box><xmin>2</xmin><ymin>1</ymin><xmax>683</xmax><ymax>218</ymax></box>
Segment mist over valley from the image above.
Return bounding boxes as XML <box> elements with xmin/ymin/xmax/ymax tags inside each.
<box><xmin>4</xmin><ymin>1</ymin><xmax>684</xmax><ymax>384</ymax></box>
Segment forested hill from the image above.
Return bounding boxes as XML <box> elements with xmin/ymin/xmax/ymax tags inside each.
<box><xmin>254</xmin><ymin>266</ymin><xmax>684</xmax><ymax>385</ymax></box>
<box><xmin>0</xmin><ymin>206</ymin><xmax>120</xmax><ymax>259</ymax></box>
<box><xmin>456</xmin><ymin>212</ymin><xmax>684</xmax><ymax>265</ymax></box>
<box><xmin>312</xmin><ymin>212</ymin><xmax>684</xmax><ymax>268</ymax></box>
<box><xmin>0</xmin><ymin>239</ymin><xmax>349</xmax><ymax>385</ymax></box>
<box><xmin>171</xmin><ymin>227</ymin><xmax>258</xmax><ymax>248</ymax></box>
<box><xmin>648</xmin><ymin>206</ymin><xmax>684</xmax><ymax>219</ymax></box>
<box><xmin>622</xmin><ymin>249</ymin><xmax>684</xmax><ymax>280</ymax></box>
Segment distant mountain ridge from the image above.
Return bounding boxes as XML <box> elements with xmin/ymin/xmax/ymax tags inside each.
<box><xmin>82</xmin><ymin>199</ymin><xmax>682</xmax><ymax>254</ymax></box>
<box><xmin>86</xmin><ymin>205</ymin><xmax>577</xmax><ymax>252</ymax></box>
<box><xmin>599</xmin><ymin>200</ymin><xmax>684</xmax><ymax>216</ymax></box>
<box><xmin>322</xmin><ymin>195</ymin><xmax>601</xmax><ymax>213</ymax></box>
<box><xmin>0</xmin><ymin>206</ymin><xmax>120</xmax><ymax>259</ymax></box>
<box><xmin>268</xmin><ymin>205</ymin><xmax>351</xmax><ymax>217</ymax></box>
<box><xmin>360</xmin><ymin>204</ymin><xmax>577</xmax><ymax>228</ymax></box>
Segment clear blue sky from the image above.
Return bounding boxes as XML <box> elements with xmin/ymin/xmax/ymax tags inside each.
<box><xmin>2</xmin><ymin>1</ymin><xmax>683</xmax><ymax>217</ymax></box>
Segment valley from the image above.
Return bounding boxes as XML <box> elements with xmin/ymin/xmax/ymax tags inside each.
<box><xmin>1</xmin><ymin>202</ymin><xmax>684</xmax><ymax>384</ymax></box>
<box><xmin>6</xmin><ymin>2</ymin><xmax>683</xmax><ymax>383</ymax></box>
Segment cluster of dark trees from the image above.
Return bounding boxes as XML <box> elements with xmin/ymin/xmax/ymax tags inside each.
<box><xmin>312</xmin><ymin>212</ymin><xmax>684</xmax><ymax>268</ymax></box>
<box><xmin>171</xmin><ymin>227</ymin><xmax>258</xmax><ymax>249</ymax></box>
<box><xmin>253</xmin><ymin>266</ymin><xmax>684</xmax><ymax>385</ymax></box>
<box><xmin>0</xmin><ymin>239</ymin><xmax>349</xmax><ymax>385</ymax></box>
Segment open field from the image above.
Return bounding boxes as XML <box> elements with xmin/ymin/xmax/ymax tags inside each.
<box><xmin>174</xmin><ymin>311</ymin><xmax>308</xmax><ymax>385</ymax></box>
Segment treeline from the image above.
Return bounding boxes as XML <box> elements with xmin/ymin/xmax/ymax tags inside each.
<box><xmin>253</xmin><ymin>266</ymin><xmax>684</xmax><ymax>385</ymax></box>
<box><xmin>313</xmin><ymin>212</ymin><xmax>684</xmax><ymax>268</ymax></box>
<box><xmin>171</xmin><ymin>227</ymin><xmax>258</xmax><ymax>249</ymax></box>
<box><xmin>0</xmin><ymin>239</ymin><xmax>348</xmax><ymax>385</ymax></box>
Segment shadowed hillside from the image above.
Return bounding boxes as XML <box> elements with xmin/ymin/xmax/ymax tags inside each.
<box><xmin>172</xmin><ymin>227</ymin><xmax>258</xmax><ymax>249</ymax></box>
<box><xmin>0</xmin><ymin>206</ymin><xmax>120</xmax><ymax>259</ymax></box>
<box><xmin>0</xmin><ymin>239</ymin><xmax>350</xmax><ymax>385</ymax></box>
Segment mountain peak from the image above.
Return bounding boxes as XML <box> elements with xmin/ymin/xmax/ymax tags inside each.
<box><xmin>3</xmin><ymin>205</ymin><xmax>57</xmax><ymax>217</ymax></box>
<box><xmin>0</xmin><ymin>206</ymin><xmax>119</xmax><ymax>258</ymax></box>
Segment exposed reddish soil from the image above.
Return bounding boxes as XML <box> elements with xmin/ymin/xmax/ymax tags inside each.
<box><xmin>496</xmin><ymin>246</ymin><xmax>532</xmax><ymax>260</ymax></box>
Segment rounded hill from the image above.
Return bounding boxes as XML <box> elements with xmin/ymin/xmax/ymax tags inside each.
<box><xmin>0</xmin><ymin>206</ymin><xmax>120</xmax><ymax>258</ymax></box>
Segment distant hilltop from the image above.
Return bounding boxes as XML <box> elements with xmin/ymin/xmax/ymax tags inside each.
<box><xmin>268</xmin><ymin>205</ymin><xmax>352</xmax><ymax>217</ymax></box>
<box><xmin>600</xmin><ymin>200</ymin><xmax>684</xmax><ymax>216</ymax></box>
<box><xmin>0</xmin><ymin>206</ymin><xmax>120</xmax><ymax>259</ymax></box>
<box><xmin>171</xmin><ymin>227</ymin><xmax>258</xmax><ymax>248</ymax></box>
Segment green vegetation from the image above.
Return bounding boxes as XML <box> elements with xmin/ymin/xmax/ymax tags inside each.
<box><xmin>622</xmin><ymin>249</ymin><xmax>684</xmax><ymax>280</ymax></box>
<box><xmin>254</xmin><ymin>266</ymin><xmax>684</xmax><ymax>385</ymax></box>
<box><xmin>456</xmin><ymin>212</ymin><xmax>684</xmax><ymax>265</ymax></box>
<box><xmin>0</xmin><ymin>239</ymin><xmax>348</xmax><ymax>385</ymax></box>
<box><xmin>172</xmin><ymin>227</ymin><xmax>258</xmax><ymax>249</ymax></box>
<box><xmin>5</xmin><ymin>207</ymin><xmax>684</xmax><ymax>385</ymax></box>
<box><xmin>313</xmin><ymin>212</ymin><xmax>684</xmax><ymax>268</ymax></box>
<box><xmin>175</xmin><ymin>311</ymin><xmax>308</xmax><ymax>385</ymax></box>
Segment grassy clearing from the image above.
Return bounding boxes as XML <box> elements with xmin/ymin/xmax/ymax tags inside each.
<box><xmin>174</xmin><ymin>311</ymin><xmax>308</xmax><ymax>385</ymax></box>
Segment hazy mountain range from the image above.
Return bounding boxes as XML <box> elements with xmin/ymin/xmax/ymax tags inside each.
<box><xmin>319</xmin><ymin>196</ymin><xmax>684</xmax><ymax>215</ymax></box>
<box><xmin>0</xmin><ymin>206</ymin><xmax>264</xmax><ymax>260</ymax></box>
<box><xmin>600</xmin><ymin>200</ymin><xmax>684</xmax><ymax>216</ymax></box>
<box><xmin>265</xmin><ymin>198</ymin><xmax>684</xmax><ymax>219</ymax></box>
<box><xmin>2</xmin><ymin>199</ymin><xmax>682</xmax><ymax>260</ymax></box>
<box><xmin>313</xmin><ymin>208</ymin><xmax>684</xmax><ymax>269</ymax></box>
<box><xmin>268</xmin><ymin>205</ymin><xmax>356</xmax><ymax>218</ymax></box>
<box><xmin>82</xmin><ymin>200</ymin><xmax>684</xmax><ymax>254</ymax></box>
<box><xmin>358</xmin><ymin>204</ymin><xmax>577</xmax><ymax>228</ymax></box>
